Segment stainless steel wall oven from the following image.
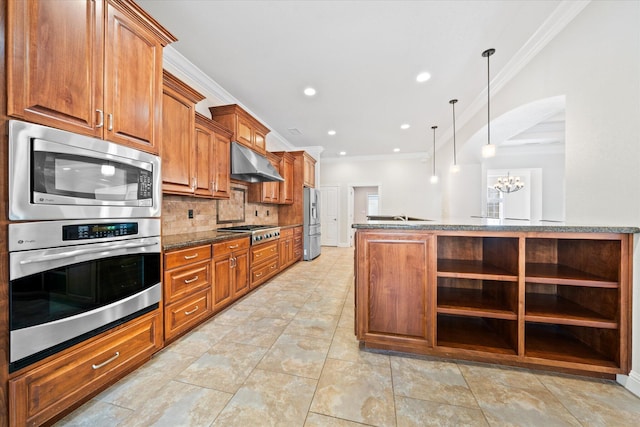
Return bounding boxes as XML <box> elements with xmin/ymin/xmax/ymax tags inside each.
<box><xmin>8</xmin><ymin>218</ymin><xmax>161</xmax><ymax>372</ymax></box>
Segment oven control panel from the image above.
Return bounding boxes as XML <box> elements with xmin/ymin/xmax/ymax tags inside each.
<box><xmin>63</xmin><ymin>222</ymin><xmax>139</xmax><ymax>241</ymax></box>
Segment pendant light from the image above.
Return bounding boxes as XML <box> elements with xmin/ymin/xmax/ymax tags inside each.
<box><xmin>430</xmin><ymin>125</ymin><xmax>439</xmax><ymax>184</ymax></box>
<box><xmin>481</xmin><ymin>48</ymin><xmax>496</xmax><ymax>158</ymax></box>
<box><xmin>449</xmin><ymin>99</ymin><xmax>460</xmax><ymax>173</ymax></box>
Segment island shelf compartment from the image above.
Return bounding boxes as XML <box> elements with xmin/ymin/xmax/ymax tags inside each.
<box><xmin>437</xmin><ymin>236</ymin><xmax>519</xmax><ymax>281</ymax></box>
<box><xmin>525</xmin><ymin>283</ymin><xmax>619</xmax><ymax>329</ymax></box>
<box><xmin>436</xmin><ymin>314</ymin><xmax>517</xmax><ymax>355</ymax></box>
<box><xmin>524</xmin><ymin>323</ymin><xmax>620</xmax><ymax>371</ymax></box>
<box><xmin>524</xmin><ymin>238</ymin><xmax>621</xmax><ymax>285</ymax></box>
<box><xmin>437</xmin><ymin>277</ymin><xmax>518</xmax><ymax>320</ymax></box>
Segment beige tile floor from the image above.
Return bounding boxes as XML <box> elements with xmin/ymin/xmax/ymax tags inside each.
<box><xmin>56</xmin><ymin>247</ymin><xmax>640</xmax><ymax>427</ymax></box>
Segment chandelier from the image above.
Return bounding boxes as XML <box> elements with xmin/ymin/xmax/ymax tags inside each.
<box><xmin>493</xmin><ymin>172</ymin><xmax>524</xmax><ymax>193</ymax></box>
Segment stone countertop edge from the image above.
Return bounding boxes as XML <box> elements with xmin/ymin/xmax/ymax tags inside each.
<box><xmin>162</xmin><ymin>224</ymin><xmax>304</xmax><ymax>251</ymax></box>
<box><xmin>352</xmin><ymin>220</ymin><xmax>640</xmax><ymax>234</ymax></box>
<box><xmin>162</xmin><ymin>230</ymin><xmax>251</xmax><ymax>251</ymax></box>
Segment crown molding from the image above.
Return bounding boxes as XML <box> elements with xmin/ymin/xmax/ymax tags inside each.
<box><xmin>162</xmin><ymin>46</ymin><xmax>297</xmax><ymax>152</ymax></box>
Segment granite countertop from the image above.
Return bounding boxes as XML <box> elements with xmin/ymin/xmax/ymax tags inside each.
<box><xmin>162</xmin><ymin>230</ymin><xmax>251</xmax><ymax>251</ymax></box>
<box><xmin>353</xmin><ymin>218</ymin><xmax>640</xmax><ymax>234</ymax></box>
<box><xmin>162</xmin><ymin>223</ymin><xmax>304</xmax><ymax>251</ymax></box>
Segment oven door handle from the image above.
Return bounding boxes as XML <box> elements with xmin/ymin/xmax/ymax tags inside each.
<box><xmin>18</xmin><ymin>241</ymin><xmax>159</xmax><ymax>265</ymax></box>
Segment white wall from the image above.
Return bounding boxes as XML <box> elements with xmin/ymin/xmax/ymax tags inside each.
<box><xmin>321</xmin><ymin>154</ymin><xmax>441</xmax><ymax>245</ymax></box>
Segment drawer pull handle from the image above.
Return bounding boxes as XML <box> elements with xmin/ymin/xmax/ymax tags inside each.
<box><xmin>184</xmin><ymin>253</ymin><xmax>199</xmax><ymax>260</ymax></box>
<box><xmin>184</xmin><ymin>275</ymin><xmax>199</xmax><ymax>284</ymax></box>
<box><xmin>228</xmin><ymin>244</ymin><xmax>239</xmax><ymax>249</ymax></box>
<box><xmin>255</xmin><ymin>272</ymin><xmax>263</xmax><ymax>277</ymax></box>
<box><xmin>270</xmin><ymin>265</ymin><xmax>276</xmax><ymax>270</ymax></box>
<box><xmin>185</xmin><ymin>305</ymin><xmax>199</xmax><ymax>315</ymax></box>
<box><xmin>255</xmin><ymin>253</ymin><xmax>262</xmax><ymax>257</ymax></box>
<box><xmin>92</xmin><ymin>352</ymin><xmax>120</xmax><ymax>370</ymax></box>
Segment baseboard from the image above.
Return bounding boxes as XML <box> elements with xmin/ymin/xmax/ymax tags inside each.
<box><xmin>618</xmin><ymin>370</ymin><xmax>640</xmax><ymax>397</ymax></box>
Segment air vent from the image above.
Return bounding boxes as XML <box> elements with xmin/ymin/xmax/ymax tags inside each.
<box><xmin>287</xmin><ymin>128</ymin><xmax>302</xmax><ymax>136</ymax></box>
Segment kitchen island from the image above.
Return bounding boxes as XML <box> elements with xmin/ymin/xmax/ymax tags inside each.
<box><xmin>353</xmin><ymin>219</ymin><xmax>639</xmax><ymax>377</ymax></box>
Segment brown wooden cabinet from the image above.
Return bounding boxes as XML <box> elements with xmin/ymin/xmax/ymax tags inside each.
<box><xmin>212</xmin><ymin>238</ymin><xmax>250</xmax><ymax>311</ymax></box>
<box><xmin>7</xmin><ymin>0</ymin><xmax>175</xmax><ymax>154</ymax></box>
<box><xmin>248</xmin><ymin>152</ymin><xmax>281</xmax><ymax>204</ymax></box>
<box><xmin>250</xmin><ymin>241</ymin><xmax>279</xmax><ymax>288</ymax></box>
<box><xmin>303</xmin><ymin>153</ymin><xmax>316</xmax><ymax>188</ymax></box>
<box><xmin>9</xmin><ymin>310</ymin><xmax>162</xmax><ymax>427</ymax></box>
<box><xmin>293</xmin><ymin>226</ymin><xmax>303</xmax><ymax>261</ymax></box>
<box><xmin>355</xmin><ymin>228</ymin><xmax>632</xmax><ymax>377</ymax></box>
<box><xmin>272</xmin><ymin>151</ymin><xmax>295</xmax><ymax>204</ymax></box>
<box><xmin>209</xmin><ymin>104</ymin><xmax>270</xmax><ymax>155</ymax></box>
<box><xmin>163</xmin><ymin>244</ymin><xmax>213</xmax><ymax>341</ymax></box>
<box><xmin>161</xmin><ymin>71</ymin><xmax>205</xmax><ymax>195</ymax></box>
<box><xmin>279</xmin><ymin>151</ymin><xmax>315</xmax><ymax>225</ymax></box>
<box><xmin>278</xmin><ymin>227</ymin><xmax>299</xmax><ymax>271</ymax></box>
<box><xmin>355</xmin><ymin>231</ymin><xmax>434</xmax><ymax>353</ymax></box>
<box><xmin>194</xmin><ymin>113</ymin><xmax>233</xmax><ymax>199</ymax></box>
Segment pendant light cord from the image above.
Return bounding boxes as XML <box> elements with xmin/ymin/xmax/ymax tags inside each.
<box><xmin>482</xmin><ymin>48</ymin><xmax>495</xmax><ymax>147</ymax></box>
<box><xmin>449</xmin><ymin>99</ymin><xmax>458</xmax><ymax>165</ymax></box>
<box><xmin>431</xmin><ymin>125</ymin><xmax>437</xmax><ymax>174</ymax></box>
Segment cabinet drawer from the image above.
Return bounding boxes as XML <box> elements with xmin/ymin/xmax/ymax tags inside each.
<box><xmin>251</xmin><ymin>259</ymin><xmax>279</xmax><ymax>287</ymax></box>
<box><xmin>9</xmin><ymin>311</ymin><xmax>162</xmax><ymax>427</ymax></box>
<box><xmin>280</xmin><ymin>228</ymin><xmax>294</xmax><ymax>239</ymax></box>
<box><xmin>164</xmin><ymin>288</ymin><xmax>213</xmax><ymax>340</ymax></box>
<box><xmin>163</xmin><ymin>259</ymin><xmax>211</xmax><ymax>304</ymax></box>
<box><xmin>251</xmin><ymin>241</ymin><xmax>278</xmax><ymax>264</ymax></box>
<box><xmin>165</xmin><ymin>244</ymin><xmax>211</xmax><ymax>269</ymax></box>
<box><xmin>213</xmin><ymin>237</ymin><xmax>250</xmax><ymax>256</ymax></box>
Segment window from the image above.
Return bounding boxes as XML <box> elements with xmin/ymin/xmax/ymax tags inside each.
<box><xmin>486</xmin><ymin>187</ymin><xmax>503</xmax><ymax>219</ymax></box>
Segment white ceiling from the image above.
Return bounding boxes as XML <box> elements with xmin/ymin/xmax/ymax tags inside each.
<box><xmin>138</xmin><ymin>0</ymin><xmax>571</xmax><ymax>159</ymax></box>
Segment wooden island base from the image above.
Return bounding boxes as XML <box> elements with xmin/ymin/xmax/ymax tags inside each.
<box><xmin>354</xmin><ymin>226</ymin><xmax>634</xmax><ymax>378</ymax></box>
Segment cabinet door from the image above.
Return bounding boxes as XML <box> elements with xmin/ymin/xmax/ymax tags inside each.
<box><xmin>254</xmin><ymin>129</ymin><xmax>267</xmax><ymax>154</ymax></box>
<box><xmin>104</xmin><ymin>0</ymin><xmax>163</xmax><ymax>153</ymax></box>
<box><xmin>303</xmin><ymin>154</ymin><xmax>316</xmax><ymax>188</ymax></box>
<box><xmin>233</xmin><ymin>249</ymin><xmax>250</xmax><ymax>298</ymax></box>
<box><xmin>194</xmin><ymin>121</ymin><xmax>215</xmax><ymax>197</ymax></box>
<box><xmin>236</xmin><ymin>117</ymin><xmax>254</xmax><ymax>149</ymax></box>
<box><xmin>212</xmin><ymin>133</ymin><xmax>231</xmax><ymax>199</ymax></box>
<box><xmin>279</xmin><ymin>154</ymin><xmax>294</xmax><ymax>204</ymax></box>
<box><xmin>7</xmin><ymin>0</ymin><xmax>104</xmax><ymax>137</ymax></box>
<box><xmin>356</xmin><ymin>231</ymin><xmax>433</xmax><ymax>348</ymax></box>
<box><xmin>161</xmin><ymin>87</ymin><xmax>196</xmax><ymax>195</ymax></box>
<box><xmin>213</xmin><ymin>254</ymin><xmax>233</xmax><ymax>310</ymax></box>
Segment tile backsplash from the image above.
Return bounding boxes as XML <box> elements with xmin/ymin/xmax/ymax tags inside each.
<box><xmin>162</xmin><ymin>183</ymin><xmax>279</xmax><ymax>235</ymax></box>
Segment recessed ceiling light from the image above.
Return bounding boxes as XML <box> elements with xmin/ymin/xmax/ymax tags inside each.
<box><xmin>400</xmin><ymin>124</ymin><xmax>410</xmax><ymax>130</ymax></box>
<box><xmin>328</xmin><ymin>130</ymin><xmax>336</xmax><ymax>136</ymax></box>
<box><xmin>416</xmin><ymin>72</ymin><xmax>431</xmax><ymax>83</ymax></box>
<box><xmin>393</xmin><ymin>148</ymin><xmax>400</xmax><ymax>152</ymax></box>
<box><xmin>304</xmin><ymin>87</ymin><xmax>316</xmax><ymax>96</ymax></box>
<box><xmin>339</xmin><ymin>151</ymin><xmax>346</xmax><ymax>156</ymax></box>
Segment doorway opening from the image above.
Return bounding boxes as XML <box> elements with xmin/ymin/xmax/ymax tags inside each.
<box><xmin>348</xmin><ymin>185</ymin><xmax>381</xmax><ymax>246</ymax></box>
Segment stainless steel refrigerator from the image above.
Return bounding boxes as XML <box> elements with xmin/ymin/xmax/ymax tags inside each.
<box><xmin>303</xmin><ymin>187</ymin><xmax>321</xmax><ymax>260</ymax></box>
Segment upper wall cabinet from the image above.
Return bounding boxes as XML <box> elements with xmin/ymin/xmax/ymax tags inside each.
<box><xmin>195</xmin><ymin>113</ymin><xmax>233</xmax><ymax>199</ymax></box>
<box><xmin>209</xmin><ymin>104</ymin><xmax>270</xmax><ymax>155</ymax></box>
<box><xmin>7</xmin><ymin>0</ymin><xmax>176</xmax><ymax>154</ymax></box>
<box><xmin>161</xmin><ymin>71</ymin><xmax>205</xmax><ymax>195</ymax></box>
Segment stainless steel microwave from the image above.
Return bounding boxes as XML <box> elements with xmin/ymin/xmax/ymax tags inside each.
<box><xmin>8</xmin><ymin>120</ymin><xmax>161</xmax><ymax>220</ymax></box>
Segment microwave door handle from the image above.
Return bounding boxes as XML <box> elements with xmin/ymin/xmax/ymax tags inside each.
<box><xmin>19</xmin><ymin>241</ymin><xmax>159</xmax><ymax>265</ymax></box>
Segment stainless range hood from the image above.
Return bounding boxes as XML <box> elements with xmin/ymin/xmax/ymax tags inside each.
<box><xmin>230</xmin><ymin>142</ymin><xmax>284</xmax><ymax>183</ymax></box>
